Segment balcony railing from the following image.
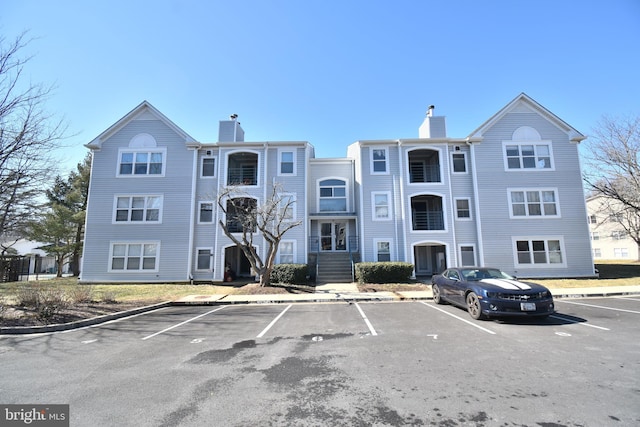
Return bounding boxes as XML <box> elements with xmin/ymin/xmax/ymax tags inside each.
<box><xmin>412</xmin><ymin>210</ymin><xmax>444</xmax><ymax>230</ymax></box>
<box><xmin>227</xmin><ymin>167</ymin><xmax>257</xmax><ymax>185</ymax></box>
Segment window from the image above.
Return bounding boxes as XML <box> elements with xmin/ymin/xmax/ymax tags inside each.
<box><xmin>110</xmin><ymin>242</ymin><xmax>159</xmax><ymax>271</ymax></box>
<box><xmin>371</xmin><ymin>148</ymin><xmax>388</xmax><ymax>174</ymax></box>
<box><xmin>278</xmin><ymin>193</ymin><xmax>296</xmax><ymax>222</ymax></box>
<box><xmin>375</xmin><ymin>240</ymin><xmax>391</xmax><ymax>262</ymax></box>
<box><xmin>460</xmin><ymin>245</ymin><xmax>476</xmax><ymax>266</ymax></box>
<box><xmin>199</xmin><ymin>202</ymin><xmax>214</xmax><ymax>223</ymax></box>
<box><xmin>196</xmin><ymin>248</ymin><xmax>213</xmax><ymax>270</ymax></box>
<box><xmin>278</xmin><ymin>241</ymin><xmax>295</xmax><ymax>264</ymax></box>
<box><xmin>505</xmin><ymin>144</ymin><xmax>552</xmax><ymax>170</ymax></box>
<box><xmin>514</xmin><ymin>238</ymin><xmax>564</xmax><ymax>267</ymax></box>
<box><xmin>588</xmin><ymin>214</ymin><xmax>597</xmax><ymax>224</ymax></box>
<box><xmin>279</xmin><ymin>150</ymin><xmax>295</xmax><ymax>175</ymax></box>
<box><xmin>319</xmin><ymin>179</ymin><xmax>347</xmax><ymax>212</ymax></box>
<box><xmin>611</xmin><ymin>231</ymin><xmax>627</xmax><ymax>240</ymax></box>
<box><xmin>372</xmin><ymin>192</ymin><xmax>391</xmax><ymax>220</ymax></box>
<box><xmin>509</xmin><ymin>189</ymin><xmax>559</xmax><ymax>218</ymax></box>
<box><xmin>226</xmin><ymin>198</ymin><xmax>257</xmax><ymax>233</ymax></box>
<box><xmin>451</xmin><ymin>152</ymin><xmax>467</xmax><ymax>173</ymax></box>
<box><xmin>455</xmin><ymin>198</ymin><xmax>471</xmax><ymax>219</ymax></box>
<box><xmin>590</xmin><ymin>232</ymin><xmax>600</xmax><ymax>241</ymax></box>
<box><xmin>114</xmin><ymin>195</ymin><xmax>162</xmax><ymax>223</ymax></box>
<box><xmin>592</xmin><ymin>248</ymin><xmax>601</xmax><ymax>258</ymax></box>
<box><xmin>201</xmin><ymin>157</ymin><xmax>216</xmax><ymax>178</ymax></box>
<box><xmin>118</xmin><ymin>149</ymin><xmax>165</xmax><ymax>176</ymax></box>
<box><xmin>614</xmin><ymin>248</ymin><xmax>629</xmax><ymax>258</ymax></box>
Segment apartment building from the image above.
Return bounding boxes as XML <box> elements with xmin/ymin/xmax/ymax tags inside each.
<box><xmin>79</xmin><ymin>93</ymin><xmax>597</xmax><ymax>283</ymax></box>
<box><xmin>587</xmin><ymin>195</ymin><xmax>639</xmax><ymax>260</ymax></box>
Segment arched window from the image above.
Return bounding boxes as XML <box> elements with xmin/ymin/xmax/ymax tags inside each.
<box><xmin>319</xmin><ymin>179</ymin><xmax>346</xmax><ymax>212</ymax></box>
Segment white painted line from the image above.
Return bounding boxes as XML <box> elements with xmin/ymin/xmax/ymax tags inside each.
<box><xmin>142</xmin><ymin>306</ymin><xmax>227</xmax><ymax>340</ymax></box>
<box><xmin>557</xmin><ymin>300</ymin><xmax>640</xmax><ymax>314</ymax></box>
<box><xmin>257</xmin><ymin>304</ymin><xmax>292</xmax><ymax>338</ymax></box>
<box><xmin>419</xmin><ymin>302</ymin><xmax>497</xmax><ymax>335</ymax></box>
<box><xmin>613</xmin><ymin>296</ymin><xmax>640</xmax><ymax>302</ymax></box>
<box><xmin>550</xmin><ymin>314</ymin><xmax>610</xmax><ymax>331</ymax></box>
<box><xmin>59</xmin><ymin>307</ymin><xmax>170</xmax><ymax>334</ymax></box>
<box><xmin>355</xmin><ymin>303</ymin><xmax>378</xmax><ymax>336</ymax></box>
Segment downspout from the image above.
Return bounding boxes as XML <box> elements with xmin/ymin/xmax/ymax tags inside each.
<box><xmin>187</xmin><ymin>148</ymin><xmax>199</xmax><ymax>281</ymax></box>
<box><xmin>397</xmin><ymin>140</ymin><xmax>410</xmax><ymax>275</ymax></box>
<box><xmin>445</xmin><ymin>144</ymin><xmax>457</xmax><ymax>267</ymax></box>
<box><xmin>467</xmin><ymin>138</ymin><xmax>485</xmax><ymax>265</ymax></box>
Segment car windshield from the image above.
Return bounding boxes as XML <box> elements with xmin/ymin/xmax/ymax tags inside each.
<box><xmin>461</xmin><ymin>268</ymin><xmax>514</xmax><ymax>281</ymax></box>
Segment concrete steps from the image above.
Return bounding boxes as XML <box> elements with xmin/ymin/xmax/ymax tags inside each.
<box><xmin>316</xmin><ymin>252</ymin><xmax>353</xmax><ymax>283</ymax></box>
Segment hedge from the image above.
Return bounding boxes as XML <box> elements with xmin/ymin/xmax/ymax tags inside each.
<box><xmin>271</xmin><ymin>264</ymin><xmax>308</xmax><ymax>285</ymax></box>
<box><xmin>355</xmin><ymin>262</ymin><xmax>413</xmax><ymax>284</ymax></box>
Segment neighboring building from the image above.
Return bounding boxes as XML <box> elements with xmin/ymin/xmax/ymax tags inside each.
<box><xmin>587</xmin><ymin>195</ymin><xmax>640</xmax><ymax>261</ymax></box>
<box><xmin>80</xmin><ymin>93</ymin><xmax>596</xmax><ymax>283</ymax></box>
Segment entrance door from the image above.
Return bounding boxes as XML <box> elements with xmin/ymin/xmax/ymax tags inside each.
<box><xmin>320</xmin><ymin>221</ymin><xmax>347</xmax><ymax>251</ymax></box>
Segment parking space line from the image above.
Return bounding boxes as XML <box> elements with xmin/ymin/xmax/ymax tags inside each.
<box><xmin>354</xmin><ymin>303</ymin><xmax>378</xmax><ymax>336</ymax></box>
<box><xmin>257</xmin><ymin>304</ymin><xmax>292</xmax><ymax>338</ymax></box>
<box><xmin>550</xmin><ymin>314</ymin><xmax>610</xmax><ymax>331</ymax></box>
<box><xmin>557</xmin><ymin>300</ymin><xmax>640</xmax><ymax>314</ymax></box>
<box><xmin>419</xmin><ymin>302</ymin><xmax>496</xmax><ymax>335</ymax></box>
<box><xmin>613</xmin><ymin>296</ymin><xmax>640</xmax><ymax>302</ymax></box>
<box><xmin>141</xmin><ymin>306</ymin><xmax>227</xmax><ymax>340</ymax></box>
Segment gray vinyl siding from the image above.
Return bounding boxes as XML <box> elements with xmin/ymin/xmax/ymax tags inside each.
<box><xmin>81</xmin><ymin>119</ymin><xmax>194</xmax><ymax>282</ymax></box>
<box><xmin>474</xmin><ymin>112</ymin><xmax>593</xmax><ymax>277</ymax></box>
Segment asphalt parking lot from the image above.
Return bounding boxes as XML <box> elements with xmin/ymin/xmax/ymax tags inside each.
<box><xmin>1</xmin><ymin>297</ymin><xmax>639</xmax><ymax>426</ymax></box>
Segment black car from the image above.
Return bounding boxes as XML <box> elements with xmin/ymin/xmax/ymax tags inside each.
<box><xmin>431</xmin><ymin>267</ymin><xmax>555</xmax><ymax>320</ymax></box>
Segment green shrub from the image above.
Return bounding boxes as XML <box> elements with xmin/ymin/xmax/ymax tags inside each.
<box><xmin>271</xmin><ymin>264</ymin><xmax>308</xmax><ymax>285</ymax></box>
<box><xmin>355</xmin><ymin>262</ymin><xmax>413</xmax><ymax>284</ymax></box>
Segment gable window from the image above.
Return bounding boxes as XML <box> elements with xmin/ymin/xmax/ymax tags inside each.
<box><xmin>509</xmin><ymin>189</ymin><xmax>559</xmax><ymax>218</ymax></box>
<box><xmin>455</xmin><ymin>198</ymin><xmax>471</xmax><ymax>219</ymax></box>
<box><xmin>514</xmin><ymin>238</ymin><xmax>564</xmax><ymax>267</ymax></box>
<box><xmin>460</xmin><ymin>245</ymin><xmax>476</xmax><ymax>266</ymax></box>
<box><xmin>201</xmin><ymin>157</ymin><xmax>216</xmax><ymax>178</ymax></box>
<box><xmin>110</xmin><ymin>242</ymin><xmax>159</xmax><ymax>271</ymax></box>
<box><xmin>118</xmin><ymin>149</ymin><xmax>165</xmax><ymax>176</ymax></box>
<box><xmin>196</xmin><ymin>248</ymin><xmax>213</xmax><ymax>270</ymax></box>
<box><xmin>451</xmin><ymin>152</ymin><xmax>467</xmax><ymax>173</ymax></box>
<box><xmin>278</xmin><ymin>240</ymin><xmax>295</xmax><ymax>264</ymax></box>
<box><xmin>371</xmin><ymin>148</ymin><xmax>388</xmax><ymax>174</ymax></box>
<box><xmin>375</xmin><ymin>240</ymin><xmax>391</xmax><ymax>262</ymax></box>
<box><xmin>199</xmin><ymin>202</ymin><xmax>214</xmax><ymax>223</ymax></box>
<box><xmin>505</xmin><ymin>144</ymin><xmax>552</xmax><ymax>170</ymax></box>
<box><xmin>372</xmin><ymin>192</ymin><xmax>391</xmax><ymax>220</ymax></box>
<box><xmin>319</xmin><ymin>179</ymin><xmax>347</xmax><ymax>212</ymax></box>
<box><xmin>278</xmin><ymin>193</ymin><xmax>296</xmax><ymax>222</ymax></box>
<box><xmin>278</xmin><ymin>150</ymin><xmax>295</xmax><ymax>175</ymax></box>
<box><xmin>114</xmin><ymin>195</ymin><xmax>162</xmax><ymax>223</ymax></box>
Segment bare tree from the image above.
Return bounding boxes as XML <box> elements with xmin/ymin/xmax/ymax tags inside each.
<box><xmin>0</xmin><ymin>32</ymin><xmax>66</xmax><ymax>243</ymax></box>
<box><xmin>583</xmin><ymin>115</ymin><xmax>640</xmax><ymax>259</ymax></box>
<box><xmin>217</xmin><ymin>184</ymin><xmax>302</xmax><ymax>286</ymax></box>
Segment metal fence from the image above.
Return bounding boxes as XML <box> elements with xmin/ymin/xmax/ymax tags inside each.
<box><xmin>0</xmin><ymin>256</ymin><xmax>30</xmax><ymax>283</ymax></box>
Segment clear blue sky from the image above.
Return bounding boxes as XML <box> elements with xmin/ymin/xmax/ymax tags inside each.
<box><xmin>2</xmin><ymin>0</ymin><xmax>639</xmax><ymax>173</ymax></box>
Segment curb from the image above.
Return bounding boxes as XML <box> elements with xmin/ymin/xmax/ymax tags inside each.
<box><xmin>0</xmin><ymin>301</ymin><xmax>172</xmax><ymax>335</ymax></box>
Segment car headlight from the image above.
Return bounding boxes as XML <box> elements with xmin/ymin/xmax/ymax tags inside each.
<box><xmin>486</xmin><ymin>291</ymin><xmax>498</xmax><ymax>298</ymax></box>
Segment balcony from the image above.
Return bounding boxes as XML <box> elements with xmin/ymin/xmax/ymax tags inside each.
<box><xmin>408</xmin><ymin>149</ymin><xmax>440</xmax><ymax>183</ymax></box>
<box><xmin>411</xmin><ymin>195</ymin><xmax>444</xmax><ymax>231</ymax></box>
<box><xmin>227</xmin><ymin>152</ymin><xmax>258</xmax><ymax>185</ymax></box>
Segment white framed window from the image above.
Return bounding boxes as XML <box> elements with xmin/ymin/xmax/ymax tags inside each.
<box><xmin>278</xmin><ymin>240</ymin><xmax>296</xmax><ymax>264</ymax></box>
<box><xmin>117</xmin><ymin>148</ymin><xmax>166</xmax><ymax>177</ymax></box>
<box><xmin>114</xmin><ymin>195</ymin><xmax>162</xmax><ymax>223</ymax></box>
<box><xmin>198</xmin><ymin>201</ymin><xmax>214</xmax><ymax>223</ymax></box>
<box><xmin>455</xmin><ymin>198</ymin><xmax>471</xmax><ymax>220</ymax></box>
<box><xmin>614</xmin><ymin>248</ymin><xmax>629</xmax><ymax>258</ymax></box>
<box><xmin>590</xmin><ymin>232</ymin><xmax>600</xmax><ymax>241</ymax></box>
<box><xmin>371</xmin><ymin>148</ymin><xmax>388</xmax><ymax>174</ymax></box>
<box><xmin>451</xmin><ymin>152</ymin><xmax>467</xmax><ymax>173</ymax></box>
<box><xmin>278</xmin><ymin>149</ymin><xmax>296</xmax><ymax>176</ymax></box>
<box><xmin>319</xmin><ymin>178</ymin><xmax>347</xmax><ymax>212</ymax></box>
<box><xmin>611</xmin><ymin>230</ymin><xmax>627</xmax><ymax>240</ymax></box>
<box><xmin>372</xmin><ymin>191</ymin><xmax>391</xmax><ymax>221</ymax></box>
<box><xmin>508</xmin><ymin>189</ymin><xmax>559</xmax><ymax>218</ymax></box>
<box><xmin>201</xmin><ymin>156</ymin><xmax>216</xmax><ymax>178</ymax></box>
<box><xmin>278</xmin><ymin>193</ymin><xmax>296</xmax><ymax>222</ymax></box>
<box><xmin>588</xmin><ymin>214</ymin><xmax>597</xmax><ymax>224</ymax></box>
<box><xmin>196</xmin><ymin>248</ymin><xmax>213</xmax><ymax>270</ymax></box>
<box><xmin>109</xmin><ymin>242</ymin><xmax>159</xmax><ymax>272</ymax></box>
<box><xmin>374</xmin><ymin>239</ymin><xmax>392</xmax><ymax>262</ymax></box>
<box><xmin>459</xmin><ymin>245</ymin><xmax>476</xmax><ymax>266</ymax></box>
<box><xmin>503</xmin><ymin>143</ymin><xmax>553</xmax><ymax>171</ymax></box>
<box><xmin>592</xmin><ymin>248</ymin><xmax>602</xmax><ymax>258</ymax></box>
<box><xmin>513</xmin><ymin>237</ymin><xmax>565</xmax><ymax>267</ymax></box>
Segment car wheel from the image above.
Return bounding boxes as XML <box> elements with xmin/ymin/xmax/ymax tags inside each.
<box><xmin>432</xmin><ymin>284</ymin><xmax>444</xmax><ymax>304</ymax></box>
<box><xmin>466</xmin><ymin>292</ymin><xmax>483</xmax><ymax>320</ymax></box>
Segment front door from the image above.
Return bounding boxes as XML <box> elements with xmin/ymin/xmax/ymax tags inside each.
<box><xmin>320</xmin><ymin>221</ymin><xmax>347</xmax><ymax>251</ymax></box>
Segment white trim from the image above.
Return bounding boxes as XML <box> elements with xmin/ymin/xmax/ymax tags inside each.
<box><xmin>450</xmin><ymin>151</ymin><xmax>468</xmax><ymax>174</ymax></box>
<box><xmin>197</xmin><ymin>201</ymin><xmax>215</xmax><ymax>224</ymax></box>
<box><xmin>278</xmin><ymin>240</ymin><xmax>296</xmax><ymax>264</ymax></box>
<box><xmin>371</xmin><ymin>191</ymin><xmax>392</xmax><ymax>221</ymax></box>
<box><xmin>112</xmin><ymin>194</ymin><xmax>164</xmax><ymax>224</ymax></box>
<box><xmin>373</xmin><ymin>238</ymin><xmax>393</xmax><ymax>262</ymax></box>
<box><xmin>405</xmin><ymin>146</ymin><xmax>444</xmax><ymax>185</ymax></box>
<box><xmin>277</xmin><ymin>192</ymin><xmax>297</xmax><ymax>222</ymax></box>
<box><xmin>370</xmin><ymin>146</ymin><xmax>389</xmax><ymax>175</ymax></box>
<box><xmin>195</xmin><ymin>247</ymin><xmax>214</xmax><ymax>271</ymax></box>
<box><xmin>502</xmin><ymin>140</ymin><xmax>555</xmax><ymax>171</ymax></box>
<box><xmin>454</xmin><ymin>197</ymin><xmax>472</xmax><ymax>221</ymax></box>
<box><xmin>116</xmin><ymin>147</ymin><xmax>167</xmax><ymax>177</ymax></box>
<box><xmin>277</xmin><ymin>148</ymin><xmax>297</xmax><ymax>176</ymax></box>
<box><xmin>108</xmin><ymin>241</ymin><xmax>160</xmax><ymax>273</ymax></box>
<box><xmin>317</xmin><ymin>177</ymin><xmax>350</xmax><ymax>213</ymax></box>
<box><xmin>511</xmin><ymin>236</ymin><xmax>567</xmax><ymax>268</ymax></box>
<box><xmin>458</xmin><ymin>244</ymin><xmax>477</xmax><ymax>266</ymax></box>
<box><xmin>408</xmin><ymin>191</ymin><xmax>448</xmax><ymax>233</ymax></box>
<box><xmin>225</xmin><ymin>149</ymin><xmax>261</xmax><ymax>186</ymax></box>
<box><xmin>507</xmin><ymin>188</ymin><xmax>561</xmax><ymax>219</ymax></box>
<box><xmin>200</xmin><ymin>155</ymin><xmax>217</xmax><ymax>178</ymax></box>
